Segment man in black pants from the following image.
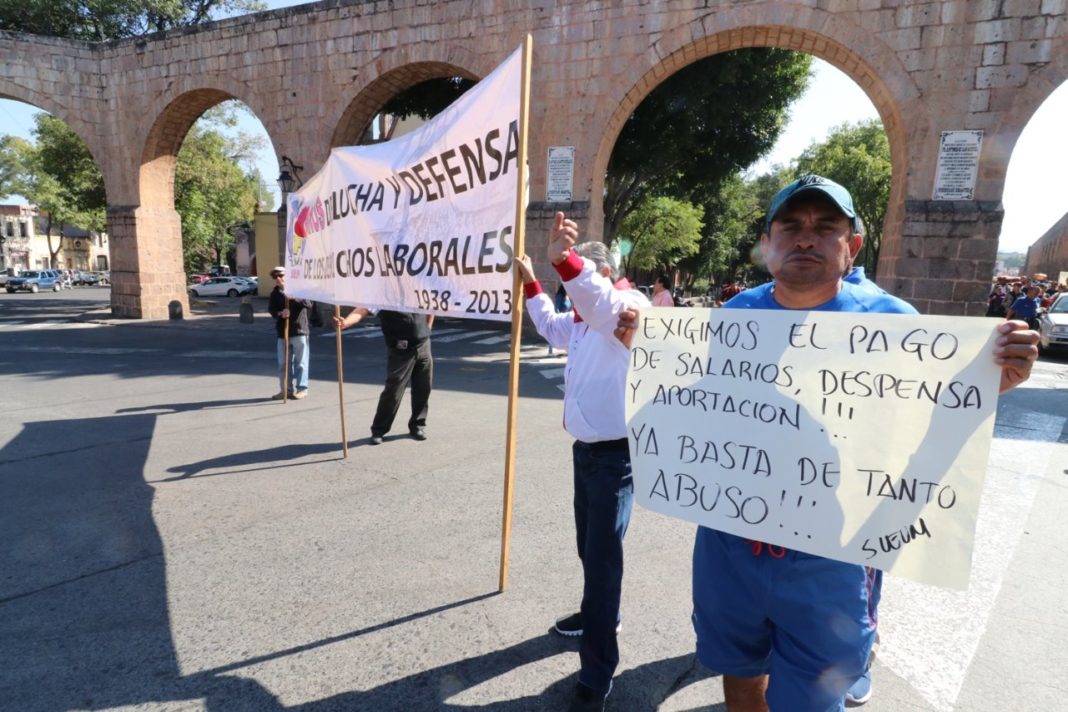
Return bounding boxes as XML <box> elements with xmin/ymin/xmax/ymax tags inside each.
<box><xmin>333</xmin><ymin>308</ymin><xmax>434</xmax><ymax>444</ymax></box>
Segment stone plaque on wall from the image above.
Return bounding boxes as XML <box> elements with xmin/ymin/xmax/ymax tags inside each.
<box><xmin>933</xmin><ymin>130</ymin><xmax>983</xmax><ymax>200</ymax></box>
<box><xmin>546</xmin><ymin>146</ymin><xmax>575</xmax><ymax>203</ymax></box>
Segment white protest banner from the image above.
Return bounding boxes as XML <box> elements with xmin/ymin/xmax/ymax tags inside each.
<box><xmin>625</xmin><ymin>308</ymin><xmax>1002</xmax><ymax>589</ymax></box>
<box><xmin>283</xmin><ymin>46</ymin><xmax>522</xmax><ymax>321</ymax></box>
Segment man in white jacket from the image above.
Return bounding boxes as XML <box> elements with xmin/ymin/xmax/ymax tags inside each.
<box><xmin>515</xmin><ymin>212</ymin><xmax>650</xmax><ymax>712</ymax></box>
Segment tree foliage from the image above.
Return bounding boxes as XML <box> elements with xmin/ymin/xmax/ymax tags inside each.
<box><xmin>618</xmin><ymin>196</ymin><xmax>704</xmax><ymax>272</ymax></box>
<box><xmin>604</xmin><ymin>49</ymin><xmax>812</xmax><ymax>244</ymax></box>
<box><xmin>0</xmin><ymin>115</ymin><xmax>106</xmax><ymax>265</ymax></box>
<box><xmin>0</xmin><ymin>0</ymin><xmax>265</xmax><ymax>41</ymax></box>
<box><xmin>794</xmin><ymin>119</ymin><xmax>891</xmax><ymax>276</ymax></box>
<box><xmin>678</xmin><ymin>174</ymin><xmax>758</xmax><ymax>287</ymax></box>
<box><xmin>174</xmin><ymin>120</ymin><xmax>262</xmax><ymax>273</ymax></box>
<box><xmin>363</xmin><ymin>77</ymin><xmax>476</xmax><ymax>143</ymax></box>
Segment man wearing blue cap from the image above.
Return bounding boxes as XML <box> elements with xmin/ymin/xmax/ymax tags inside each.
<box><xmin>618</xmin><ymin>174</ymin><xmax>1039</xmax><ymax>712</ymax></box>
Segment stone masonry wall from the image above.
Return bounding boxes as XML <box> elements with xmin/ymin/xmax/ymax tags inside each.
<box><xmin>1</xmin><ymin>0</ymin><xmax>1067</xmax><ymax>317</ymax></box>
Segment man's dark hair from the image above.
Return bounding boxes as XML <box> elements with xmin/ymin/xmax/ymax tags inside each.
<box><xmin>657</xmin><ymin>275</ymin><xmax>671</xmax><ymax>289</ymax></box>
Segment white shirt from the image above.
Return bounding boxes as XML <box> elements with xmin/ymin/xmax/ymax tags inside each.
<box><xmin>526</xmin><ymin>252</ymin><xmax>650</xmax><ymax>442</ymax></box>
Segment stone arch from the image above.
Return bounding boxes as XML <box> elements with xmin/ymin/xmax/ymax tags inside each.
<box><xmin>588</xmin><ymin>6</ymin><xmax>918</xmax><ymax>247</ymax></box>
<box><xmin>138</xmin><ymin>84</ymin><xmax>280</xmax><ymax>209</ymax></box>
<box><xmin>986</xmin><ymin>38</ymin><xmax>1068</xmax><ymax>194</ymax></box>
<box><xmin>329</xmin><ymin>46</ymin><xmax>485</xmax><ymax>148</ymax></box>
<box><xmin>0</xmin><ymin>84</ymin><xmax>111</xmax><ymax>199</ymax></box>
<box><xmin>111</xmin><ymin>85</ymin><xmax>281</xmax><ymax>319</ymax></box>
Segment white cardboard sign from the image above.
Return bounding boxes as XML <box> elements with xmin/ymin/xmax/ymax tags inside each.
<box><xmin>625</xmin><ymin>307</ymin><xmax>1001</xmax><ymax>589</ymax></box>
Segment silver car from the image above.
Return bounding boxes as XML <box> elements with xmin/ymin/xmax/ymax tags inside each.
<box><xmin>1037</xmin><ymin>293</ymin><xmax>1068</xmax><ymax>354</ymax></box>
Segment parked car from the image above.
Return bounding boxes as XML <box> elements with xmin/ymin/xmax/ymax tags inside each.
<box><xmin>1037</xmin><ymin>293</ymin><xmax>1068</xmax><ymax>354</ymax></box>
<box><xmin>188</xmin><ymin>276</ymin><xmax>255</xmax><ymax>298</ymax></box>
<box><xmin>94</xmin><ymin>271</ymin><xmax>111</xmax><ymax>285</ymax></box>
<box><xmin>76</xmin><ymin>270</ymin><xmax>100</xmax><ymax>285</ymax></box>
<box><xmin>6</xmin><ymin>270</ymin><xmax>63</xmax><ymax>293</ymax></box>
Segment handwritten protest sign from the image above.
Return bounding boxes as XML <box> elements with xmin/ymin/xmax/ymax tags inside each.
<box><xmin>625</xmin><ymin>308</ymin><xmax>1002</xmax><ymax>589</ymax></box>
<box><xmin>283</xmin><ymin>46</ymin><xmax>521</xmax><ymax>321</ymax></box>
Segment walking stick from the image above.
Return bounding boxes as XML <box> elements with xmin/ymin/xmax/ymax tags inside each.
<box><xmin>335</xmin><ymin>305</ymin><xmax>348</xmax><ymax>457</ymax></box>
<box><xmin>282</xmin><ymin>296</ymin><xmax>290</xmax><ymax>404</ymax></box>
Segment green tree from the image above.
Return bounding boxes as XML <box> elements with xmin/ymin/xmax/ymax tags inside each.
<box><xmin>998</xmin><ymin>252</ymin><xmax>1025</xmax><ymax>272</ymax></box>
<box><xmin>0</xmin><ymin>135</ymin><xmax>34</xmax><ymax>198</ymax></box>
<box><xmin>0</xmin><ymin>116</ymin><xmax>106</xmax><ymax>266</ymax></box>
<box><xmin>362</xmin><ymin>77</ymin><xmax>476</xmax><ymax>143</ymax></box>
<box><xmin>604</xmin><ymin>49</ymin><xmax>812</xmax><ymax>244</ymax></box>
<box><xmin>794</xmin><ymin>119</ymin><xmax>891</xmax><ymax>276</ymax></box>
<box><xmin>174</xmin><ymin>124</ymin><xmax>260</xmax><ymax>273</ymax></box>
<box><xmin>679</xmin><ymin>173</ymin><xmax>758</xmax><ymax>287</ymax></box>
<box><xmin>0</xmin><ymin>0</ymin><xmax>264</xmax><ymax>41</ymax></box>
<box><xmin>618</xmin><ymin>196</ymin><xmax>704</xmax><ymax>273</ymax></box>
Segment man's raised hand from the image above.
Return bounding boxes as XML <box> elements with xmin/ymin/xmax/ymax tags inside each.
<box><xmin>548</xmin><ymin>211</ymin><xmax>578</xmax><ymax>265</ymax></box>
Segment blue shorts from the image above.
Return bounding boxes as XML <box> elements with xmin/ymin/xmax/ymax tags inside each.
<box><xmin>692</xmin><ymin>528</ymin><xmax>879</xmax><ymax>712</ymax></box>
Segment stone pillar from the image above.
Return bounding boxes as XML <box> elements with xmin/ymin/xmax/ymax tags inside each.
<box><xmin>106</xmin><ymin>205</ymin><xmax>189</xmax><ymax>319</ymax></box>
<box><xmin>879</xmin><ymin>200</ymin><xmax>1003</xmax><ymax>316</ymax></box>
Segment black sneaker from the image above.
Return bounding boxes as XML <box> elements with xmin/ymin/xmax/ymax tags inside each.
<box><xmin>410</xmin><ymin>428</ymin><xmax>427</xmax><ymax>441</ymax></box>
<box><xmin>553</xmin><ymin>613</ymin><xmax>621</xmax><ymax>637</ymax></box>
<box><xmin>369</xmin><ymin>435</ymin><xmax>384</xmax><ymax>445</ymax></box>
<box><xmin>554</xmin><ymin>612</ymin><xmax>583</xmax><ymax>637</ymax></box>
<box><xmin>567</xmin><ymin>682</ymin><xmax>609</xmax><ymax>712</ymax></box>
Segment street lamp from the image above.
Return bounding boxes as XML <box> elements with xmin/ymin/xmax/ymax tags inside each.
<box><xmin>276</xmin><ymin>156</ymin><xmax>303</xmax><ymax>269</ymax></box>
<box><xmin>277</xmin><ymin>155</ymin><xmax>304</xmax><ymax>196</ymax></box>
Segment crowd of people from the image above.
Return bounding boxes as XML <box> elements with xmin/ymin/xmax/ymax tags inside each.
<box><xmin>988</xmin><ymin>277</ymin><xmax>1065</xmax><ymax>328</ymax></box>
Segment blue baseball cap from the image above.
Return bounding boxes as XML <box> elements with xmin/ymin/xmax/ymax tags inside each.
<box><xmin>765</xmin><ymin>175</ymin><xmax>856</xmax><ymax>232</ymax></box>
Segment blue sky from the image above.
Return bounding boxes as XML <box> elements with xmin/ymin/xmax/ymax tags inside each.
<box><xmin>1</xmin><ymin>0</ymin><xmax>1064</xmax><ymax>254</ymax></box>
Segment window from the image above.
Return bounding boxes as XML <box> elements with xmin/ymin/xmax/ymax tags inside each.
<box><xmin>4</xmin><ymin>222</ymin><xmax>12</xmax><ymax>237</ymax></box>
<box><xmin>19</xmin><ymin>221</ymin><xmax>27</xmax><ymax>238</ymax></box>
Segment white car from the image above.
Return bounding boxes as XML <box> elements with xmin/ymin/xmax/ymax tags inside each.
<box><xmin>1037</xmin><ymin>292</ymin><xmax>1068</xmax><ymax>354</ymax></box>
<box><xmin>188</xmin><ymin>276</ymin><xmax>255</xmax><ymax>298</ymax></box>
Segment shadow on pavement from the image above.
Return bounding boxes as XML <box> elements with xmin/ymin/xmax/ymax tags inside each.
<box><xmin>158</xmin><ymin>441</ymin><xmax>347</xmax><ymax>480</ymax></box>
<box><xmin>117</xmin><ymin>397</ymin><xmax>271</xmax><ymax>414</ymax></box>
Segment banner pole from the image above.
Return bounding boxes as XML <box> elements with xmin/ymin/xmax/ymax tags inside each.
<box><xmin>499</xmin><ymin>34</ymin><xmax>533</xmax><ymax>593</ymax></box>
<box><xmin>283</xmin><ymin>297</ymin><xmax>290</xmax><ymax>404</ymax></box>
<box><xmin>335</xmin><ymin>305</ymin><xmax>349</xmax><ymax>458</ymax></box>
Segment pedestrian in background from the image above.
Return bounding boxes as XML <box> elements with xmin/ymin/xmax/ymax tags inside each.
<box><xmin>1006</xmin><ymin>284</ymin><xmax>1042</xmax><ymax>329</ymax></box>
<box><xmin>334</xmin><ymin>308</ymin><xmax>434</xmax><ymax>444</ymax></box>
<box><xmin>651</xmin><ymin>275</ymin><xmax>675</xmax><ymax>307</ymax></box>
<box><xmin>550</xmin><ymin>284</ymin><xmax>572</xmax><ymax>356</ymax></box>
<box><xmin>267</xmin><ymin>266</ymin><xmax>320</xmax><ymax>400</ymax></box>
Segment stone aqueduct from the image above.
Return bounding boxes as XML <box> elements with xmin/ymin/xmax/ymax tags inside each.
<box><xmin>1</xmin><ymin>0</ymin><xmax>1065</xmax><ymax>318</ymax></box>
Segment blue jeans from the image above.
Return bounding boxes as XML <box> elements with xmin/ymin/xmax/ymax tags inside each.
<box><xmin>572</xmin><ymin>439</ymin><xmax>634</xmax><ymax>694</ymax></box>
<box><xmin>277</xmin><ymin>335</ymin><xmax>309</xmax><ymax>393</ymax></box>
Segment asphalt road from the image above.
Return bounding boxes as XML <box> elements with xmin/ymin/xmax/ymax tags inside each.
<box><xmin>1</xmin><ymin>291</ymin><xmax>1065</xmax><ymax>711</ymax></box>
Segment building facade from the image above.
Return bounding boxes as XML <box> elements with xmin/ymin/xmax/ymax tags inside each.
<box><xmin>1025</xmin><ymin>212</ymin><xmax>1068</xmax><ymax>284</ymax></box>
<box><xmin>0</xmin><ymin>204</ymin><xmax>36</xmax><ymax>274</ymax></box>
<box><xmin>0</xmin><ymin>204</ymin><xmax>109</xmax><ymax>273</ymax></box>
